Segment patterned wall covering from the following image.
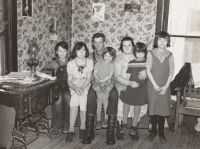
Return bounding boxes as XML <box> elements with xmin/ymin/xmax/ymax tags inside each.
<box><xmin>72</xmin><ymin>0</ymin><xmax>157</xmax><ymax>53</ymax></box>
<box><xmin>17</xmin><ymin>0</ymin><xmax>157</xmax><ymax>71</ymax></box>
<box><xmin>17</xmin><ymin>0</ymin><xmax>72</xmax><ymax>71</ymax></box>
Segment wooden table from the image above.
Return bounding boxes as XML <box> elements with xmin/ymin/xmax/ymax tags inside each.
<box><xmin>0</xmin><ymin>79</ymin><xmax>59</xmax><ymax>118</ymax></box>
<box><xmin>0</xmin><ymin>79</ymin><xmax>60</xmax><ymax>148</ymax></box>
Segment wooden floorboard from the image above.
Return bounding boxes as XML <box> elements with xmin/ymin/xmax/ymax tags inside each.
<box><xmin>25</xmin><ymin>115</ymin><xmax>200</xmax><ymax>149</ymax></box>
<box><xmin>27</xmin><ymin>127</ymin><xmax>200</xmax><ymax>149</ymax></box>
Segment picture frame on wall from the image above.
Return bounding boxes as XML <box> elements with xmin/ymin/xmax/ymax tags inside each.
<box><xmin>49</xmin><ymin>17</ymin><xmax>57</xmax><ymax>34</ymax></box>
<box><xmin>124</xmin><ymin>3</ymin><xmax>141</xmax><ymax>13</ymax></box>
<box><xmin>22</xmin><ymin>0</ymin><xmax>32</xmax><ymax>17</ymax></box>
<box><xmin>92</xmin><ymin>3</ymin><xmax>105</xmax><ymax>22</ymax></box>
<box><xmin>49</xmin><ymin>17</ymin><xmax>58</xmax><ymax>41</ymax></box>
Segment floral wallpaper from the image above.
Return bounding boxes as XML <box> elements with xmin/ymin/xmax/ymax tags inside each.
<box><xmin>17</xmin><ymin>0</ymin><xmax>157</xmax><ymax>71</ymax></box>
<box><xmin>17</xmin><ymin>0</ymin><xmax>72</xmax><ymax>71</ymax></box>
<box><xmin>72</xmin><ymin>0</ymin><xmax>157</xmax><ymax>52</ymax></box>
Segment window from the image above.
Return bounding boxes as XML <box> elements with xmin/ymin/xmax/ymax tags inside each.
<box><xmin>168</xmin><ymin>0</ymin><xmax>200</xmax><ymax>75</ymax></box>
<box><xmin>168</xmin><ymin>0</ymin><xmax>200</xmax><ymax>36</ymax></box>
<box><xmin>0</xmin><ymin>0</ymin><xmax>6</xmax><ymax>75</ymax></box>
<box><xmin>0</xmin><ymin>0</ymin><xmax>17</xmax><ymax>75</ymax></box>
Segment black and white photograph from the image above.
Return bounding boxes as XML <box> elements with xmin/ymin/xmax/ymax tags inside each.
<box><xmin>124</xmin><ymin>3</ymin><xmax>141</xmax><ymax>13</ymax></box>
<box><xmin>49</xmin><ymin>17</ymin><xmax>57</xmax><ymax>34</ymax></box>
<box><xmin>22</xmin><ymin>0</ymin><xmax>32</xmax><ymax>17</ymax></box>
<box><xmin>1</xmin><ymin>0</ymin><xmax>200</xmax><ymax>149</ymax></box>
<box><xmin>92</xmin><ymin>3</ymin><xmax>105</xmax><ymax>21</ymax></box>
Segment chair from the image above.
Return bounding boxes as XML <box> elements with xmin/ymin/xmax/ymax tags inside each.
<box><xmin>175</xmin><ymin>86</ymin><xmax>200</xmax><ymax>132</ymax></box>
<box><xmin>0</xmin><ymin>105</ymin><xmax>16</xmax><ymax>149</ymax></box>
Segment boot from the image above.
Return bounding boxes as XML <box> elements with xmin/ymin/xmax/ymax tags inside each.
<box><xmin>116</xmin><ymin>121</ymin><xmax>122</xmax><ymax>140</ymax></box>
<box><xmin>106</xmin><ymin>115</ymin><xmax>116</xmax><ymax>145</ymax></box>
<box><xmin>79</xmin><ymin>129</ymin><xmax>85</xmax><ymax>139</ymax></box>
<box><xmin>82</xmin><ymin>114</ymin><xmax>95</xmax><ymax>144</ymax></box>
<box><xmin>66</xmin><ymin>132</ymin><xmax>75</xmax><ymax>142</ymax></box>
<box><xmin>158</xmin><ymin>116</ymin><xmax>167</xmax><ymax>144</ymax></box>
<box><xmin>129</xmin><ymin>126</ymin><xmax>139</xmax><ymax>140</ymax></box>
<box><xmin>116</xmin><ymin>121</ymin><xmax>126</xmax><ymax>140</ymax></box>
<box><xmin>148</xmin><ymin>116</ymin><xmax>157</xmax><ymax>141</ymax></box>
<box><xmin>148</xmin><ymin>117</ymin><xmax>152</xmax><ymax>133</ymax></box>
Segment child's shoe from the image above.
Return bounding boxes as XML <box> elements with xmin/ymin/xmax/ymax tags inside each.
<box><xmin>129</xmin><ymin>126</ymin><xmax>139</xmax><ymax>140</ymax></box>
<box><xmin>147</xmin><ymin>132</ymin><xmax>157</xmax><ymax>142</ymax></box>
<box><xmin>66</xmin><ymin>132</ymin><xmax>75</xmax><ymax>142</ymax></box>
<box><xmin>159</xmin><ymin>135</ymin><xmax>167</xmax><ymax>144</ymax></box>
<box><xmin>116</xmin><ymin>122</ymin><xmax>127</xmax><ymax>140</ymax></box>
<box><xmin>62</xmin><ymin>127</ymin><xmax>68</xmax><ymax>134</ymax></box>
<box><xmin>79</xmin><ymin>129</ymin><xmax>85</xmax><ymax>139</ymax></box>
<box><xmin>102</xmin><ymin>119</ymin><xmax>108</xmax><ymax>129</ymax></box>
<box><xmin>120</xmin><ymin>122</ymin><xmax>128</xmax><ymax>134</ymax></box>
<box><xmin>96</xmin><ymin>121</ymin><xmax>101</xmax><ymax>130</ymax></box>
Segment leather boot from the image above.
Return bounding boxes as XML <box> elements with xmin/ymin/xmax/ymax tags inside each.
<box><xmin>148</xmin><ymin>116</ymin><xmax>157</xmax><ymax>141</ymax></box>
<box><xmin>116</xmin><ymin>121</ymin><xmax>125</xmax><ymax>140</ymax></box>
<box><xmin>116</xmin><ymin>121</ymin><xmax>120</xmax><ymax>140</ymax></box>
<box><xmin>148</xmin><ymin>117</ymin><xmax>152</xmax><ymax>133</ymax></box>
<box><xmin>129</xmin><ymin>126</ymin><xmax>139</xmax><ymax>140</ymax></box>
<box><xmin>158</xmin><ymin>116</ymin><xmax>167</xmax><ymax>144</ymax></box>
<box><xmin>106</xmin><ymin>115</ymin><xmax>116</xmax><ymax>145</ymax></box>
<box><xmin>82</xmin><ymin>114</ymin><xmax>95</xmax><ymax>144</ymax></box>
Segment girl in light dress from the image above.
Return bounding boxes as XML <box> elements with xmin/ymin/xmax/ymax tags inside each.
<box><xmin>93</xmin><ymin>47</ymin><xmax>116</xmax><ymax>130</ymax></box>
<box><xmin>66</xmin><ymin>42</ymin><xmax>93</xmax><ymax>142</ymax></box>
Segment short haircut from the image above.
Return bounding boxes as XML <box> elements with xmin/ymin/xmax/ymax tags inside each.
<box><xmin>54</xmin><ymin>41</ymin><xmax>68</xmax><ymax>57</ymax></box>
<box><xmin>134</xmin><ymin>42</ymin><xmax>147</xmax><ymax>59</ymax></box>
<box><xmin>119</xmin><ymin>36</ymin><xmax>135</xmax><ymax>53</ymax></box>
<box><xmin>153</xmin><ymin>31</ymin><xmax>171</xmax><ymax>48</ymax></box>
<box><xmin>92</xmin><ymin>32</ymin><xmax>106</xmax><ymax>43</ymax></box>
<box><xmin>102</xmin><ymin>47</ymin><xmax>116</xmax><ymax>61</ymax></box>
<box><xmin>71</xmin><ymin>41</ymin><xmax>89</xmax><ymax>59</ymax></box>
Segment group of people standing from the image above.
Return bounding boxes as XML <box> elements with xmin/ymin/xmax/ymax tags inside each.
<box><xmin>43</xmin><ymin>31</ymin><xmax>174</xmax><ymax>145</ymax></box>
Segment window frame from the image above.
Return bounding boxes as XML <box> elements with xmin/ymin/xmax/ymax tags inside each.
<box><xmin>0</xmin><ymin>0</ymin><xmax>17</xmax><ymax>75</ymax></box>
<box><xmin>6</xmin><ymin>0</ymin><xmax>17</xmax><ymax>74</ymax></box>
<box><xmin>155</xmin><ymin>0</ymin><xmax>200</xmax><ymax>75</ymax></box>
<box><xmin>156</xmin><ymin>0</ymin><xmax>200</xmax><ymax>39</ymax></box>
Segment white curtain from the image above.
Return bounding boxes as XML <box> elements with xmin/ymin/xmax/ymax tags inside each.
<box><xmin>168</xmin><ymin>0</ymin><xmax>200</xmax><ymax>77</ymax></box>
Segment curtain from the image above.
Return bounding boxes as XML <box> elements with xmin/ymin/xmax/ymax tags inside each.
<box><xmin>0</xmin><ymin>36</ymin><xmax>6</xmax><ymax>75</ymax></box>
<box><xmin>155</xmin><ymin>0</ymin><xmax>170</xmax><ymax>33</ymax></box>
<box><xmin>0</xmin><ymin>0</ymin><xmax>17</xmax><ymax>75</ymax></box>
<box><xmin>0</xmin><ymin>0</ymin><xmax>6</xmax><ymax>75</ymax></box>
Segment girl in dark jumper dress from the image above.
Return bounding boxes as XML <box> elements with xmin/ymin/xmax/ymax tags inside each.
<box><xmin>146</xmin><ymin>31</ymin><xmax>174</xmax><ymax>144</ymax></box>
<box><xmin>120</xmin><ymin>42</ymin><xmax>148</xmax><ymax>140</ymax></box>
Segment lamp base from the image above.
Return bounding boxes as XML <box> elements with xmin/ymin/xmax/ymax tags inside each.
<box><xmin>27</xmin><ymin>58</ymin><xmax>39</xmax><ymax>74</ymax></box>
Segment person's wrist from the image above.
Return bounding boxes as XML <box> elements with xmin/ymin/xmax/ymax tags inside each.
<box><xmin>79</xmin><ymin>86</ymin><xmax>84</xmax><ymax>91</ymax></box>
<box><xmin>74</xmin><ymin>86</ymin><xmax>78</xmax><ymax>92</ymax></box>
<box><xmin>127</xmin><ymin>81</ymin><xmax>131</xmax><ymax>86</ymax></box>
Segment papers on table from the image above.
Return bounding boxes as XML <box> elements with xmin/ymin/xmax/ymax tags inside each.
<box><xmin>36</xmin><ymin>72</ymin><xmax>56</xmax><ymax>80</ymax></box>
<box><xmin>0</xmin><ymin>71</ymin><xmax>56</xmax><ymax>86</ymax></box>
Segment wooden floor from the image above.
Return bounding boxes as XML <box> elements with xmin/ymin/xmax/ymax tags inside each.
<box><xmin>26</xmin><ymin>127</ymin><xmax>200</xmax><ymax>149</ymax></box>
<box><xmin>25</xmin><ymin>115</ymin><xmax>200</xmax><ymax>149</ymax></box>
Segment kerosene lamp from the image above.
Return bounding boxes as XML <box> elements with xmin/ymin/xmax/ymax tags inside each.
<box><xmin>27</xmin><ymin>42</ymin><xmax>39</xmax><ymax>74</ymax></box>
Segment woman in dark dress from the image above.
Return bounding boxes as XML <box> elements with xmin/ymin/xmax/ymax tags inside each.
<box><xmin>120</xmin><ymin>42</ymin><xmax>148</xmax><ymax>140</ymax></box>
